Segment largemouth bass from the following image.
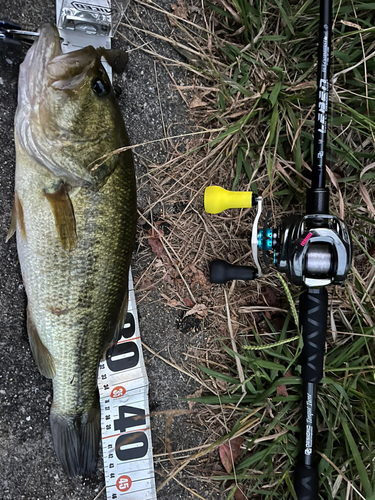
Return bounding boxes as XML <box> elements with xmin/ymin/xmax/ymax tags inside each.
<box><xmin>8</xmin><ymin>23</ymin><xmax>137</xmax><ymax>476</ymax></box>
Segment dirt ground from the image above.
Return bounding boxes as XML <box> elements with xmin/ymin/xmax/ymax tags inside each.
<box><xmin>0</xmin><ymin>1</ymin><xmax>217</xmax><ymax>499</ymax></box>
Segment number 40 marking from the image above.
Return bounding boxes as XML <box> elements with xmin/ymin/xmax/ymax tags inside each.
<box><xmin>113</xmin><ymin>406</ymin><xmax>148</xmax><ymax>462</ymax></box>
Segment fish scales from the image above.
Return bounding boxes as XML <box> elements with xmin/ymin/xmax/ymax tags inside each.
<box><xmin>10</xmin><ymin>24</ymin><xmax>137</xmax><ymax>476</ymax></box>
<box><xmin>16</xmin><ymin>151</ymin><xmax>134</xmax><ymax>412</ymax></box>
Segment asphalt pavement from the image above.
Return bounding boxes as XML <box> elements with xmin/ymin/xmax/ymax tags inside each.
<box><xmin>0</xmin><ymin>1</ymin><xmax>216</xmax><ymax>499</ymax></box>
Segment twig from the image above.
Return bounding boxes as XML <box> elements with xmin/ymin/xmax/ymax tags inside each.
<box><xmin>88</xmin><ymin>128</ymin><xmax>225</xmax><ymax>171</ymax></box>
<box><xmin>156</xmin><ymin>414</ymin><xmax>260</xmax><ymax>492</ymax></box>
<box><xmin>154</xmin><ymin>60</ymin><xmax>167</xmax><ymax>140</ymax></box>
<box><xmin>92</xmin><ymin>486</ymin><xmax>106</xmax><ymax>500</ymax></box>
<box><xmin>224</xmin><ymin>290</ymin><xmax>246</xmax><ymax>395</ymax></box>
<box><xmin>141</xmin><ymin>341</ymin><xmax>214</xmax><ymax>393</ymax></box>
<box><xmin>171</xmin><ymin>476</ymin><xmax>206</xmax><ymax>500</ymax></box>
<box><xmin>318</xmin><ymin>452</ymin><xmax>366</xmax><ymax>499</ymax></box>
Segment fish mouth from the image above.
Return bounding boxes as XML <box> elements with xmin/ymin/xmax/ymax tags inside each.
<box><xmin>24</xmin><ymin>23</ymin><xmax>99</xmax><ymax>94</ymax></box>
<box><xmin>18</xmin><ymin>23</ymin><xmax>62</xmax><ymax>102</ymax></box>
<box><xmin>16</xmin><ymin>23</ymin><xmax>112</xmax><ymax>188</ymax></box>
<box><xmin>28</xmin><ymin>23</ymin><xmax>62</xmax><ymax>80</ymax></box>
<box><xmin>37</xmin><ymin>23</ymin><xmax>63</xmax><ymax>62</ymax></box>
<box><xmin>16</xmin><ymin>23</ymin><xmax>93</xmax><ymax>188</ymax></box>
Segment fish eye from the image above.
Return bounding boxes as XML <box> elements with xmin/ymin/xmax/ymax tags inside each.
<box><xmin>91</xmin><ymin>77</ymin><xmax>111</xmax><ymax>97</ymax></box>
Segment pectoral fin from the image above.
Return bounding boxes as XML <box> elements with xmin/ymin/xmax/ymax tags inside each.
<box><xmin>27</xmin><ymin>310</ymin><xmax>55</xmax><ymax>379</ymax></box>
<box><xmin>6</xmin><ymin>192</ymin><xmax>26</xmax><ymax>242</ymax></box>
<box><xmin>44</xmin><ymin>183</ymin><xmax>77</xmax><ymax>251</ymax></box>
<box><xmin>6</xmin><ymin>203</ymin><xmax>16</xmax><ymax>242</ymax></box>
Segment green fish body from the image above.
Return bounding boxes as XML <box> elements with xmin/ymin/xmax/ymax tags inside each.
<box><xmin>10</xmin><ymin>24</ymin><xmax>137</xmax><ymax>476</ymax></box>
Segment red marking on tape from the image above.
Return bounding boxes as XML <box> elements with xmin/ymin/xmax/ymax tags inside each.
<box><xmin>116</xmin><ymin>475</ymin><xmax>132</xmax><ymax>492</ymax></box>
<box><xmin>300</xmin><ymin>232</ymin><xmax>313</xmax><ymax>247</ymax></box>
<box><xmin>111</xmin><ymin>386</ymin><xmax>126</xmax><ymax>399</ymax></box>
<box><xmin>118</xmin><ymin>335</ymin><xmax>140</xmax><ymax>344</ymax></box>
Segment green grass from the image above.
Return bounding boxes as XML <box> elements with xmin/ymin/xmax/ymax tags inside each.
<box><xmin>190</xmin><ymin>315</ymin><xmax>375</xmax><ymax>498</ymax></box>
<box><xmin>128</xmin><ymin>0</ymin><xmax>375</xmax><ymax>497</ymax></box>
<box><xmin>175</xmin><ymin>0</ymin><xmax>375</xmax><ymax>194</ymax></box>
<box><xmin>167</xmin><ymin>0</ymin><xmax>375</xmax><ymax>498</ymax></box>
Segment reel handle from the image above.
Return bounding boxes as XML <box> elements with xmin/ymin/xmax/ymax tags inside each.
<box><xmin>210</xmin><ymin>259</ymin><xmax>257</xmax><ymax>284</ymax></box>
<box><xmin>204</xmin><ymin>186</ymin><xmax>253</xmax><ymax>214</ymax></box>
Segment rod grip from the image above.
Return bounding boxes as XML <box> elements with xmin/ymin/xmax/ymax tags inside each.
<box><xmin>294</xmin><ymin>463</ymin><xmax>319</xmax><ymax>499</ymax></box>
<box><xmin>299</xmin><ymin>287</ymin><xmax>328</xmax><ymax>384</ymax></box>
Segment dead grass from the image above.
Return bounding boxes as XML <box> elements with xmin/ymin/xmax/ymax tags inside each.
<box><xmin>121</xmin><ymin>0</ymin><xmax>375</xmax><ymax>498</ymax></box>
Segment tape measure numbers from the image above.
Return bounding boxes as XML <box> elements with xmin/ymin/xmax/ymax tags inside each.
<box><xmin>98</xmin><ymin>274</ymin><xmax>156</xmax><ymax>500</ymax></box>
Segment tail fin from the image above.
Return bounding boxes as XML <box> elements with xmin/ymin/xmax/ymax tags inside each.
<box><xmin>50</xmin><ymin>402</ymin><xmax>101</xmax><ymax>477</ymax></box>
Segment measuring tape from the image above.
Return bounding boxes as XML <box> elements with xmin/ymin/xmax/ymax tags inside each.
<box><xmin>98</xmin><ymin>273</ymin><xmax>156</xmax><ymax>499</ymax></box>
<box><xmin>55</xmin><ymin>1</ymin><xmax>156</xmax><ymax>497</ymax></box>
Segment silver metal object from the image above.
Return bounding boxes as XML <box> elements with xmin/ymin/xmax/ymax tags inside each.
<box><xmin>251</xmin><ymin>197</ymin><xmax>263</xmax><ymax>278</ymax></box>
<box><xmin>61</xmin><ymin>11</ymin><xmax>110</xmax><ymax>35</ymax></box>
<box><xmin>305</xmin><ymin>243</ymin><xmax>332</xmax><ymax>276</ymax></box>
<box><xmin>58</xmin><ymin>0</ymin><xmax>130</xmax><ymax>37</ymax></box>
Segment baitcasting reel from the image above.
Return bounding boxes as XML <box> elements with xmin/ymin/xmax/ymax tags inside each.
<box><xmin>204</xmin><ymin>186</ymin><xmax>352</xmax><ymax>288</ymax></box>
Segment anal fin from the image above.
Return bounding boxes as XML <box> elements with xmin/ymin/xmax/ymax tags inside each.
<box><xmin>27</xmin><ymin>310</ymin><xmax>55</xmax><ymax>379</ymax></box>
<box><xmin>106</xmin><ymin>290</ymin><xmax>129</xmax><ymax>349</ymax></box>
<box><xmin>44</xmin><ymin>183</ymin><xmax>77</xmax><ymax>251</ymax></box>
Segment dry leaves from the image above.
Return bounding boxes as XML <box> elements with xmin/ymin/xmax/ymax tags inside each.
<box><xmin>276</xmin><ymin>369</ymin><xmax>293</xmax><ymax>398</ymax></box>
<box><xmin>187</xmin><ymin>388</ymin><xmax>203</xmax><ymax>410</ymax></box>
<box><xmin>138</xmin><ymin>279</ymin><xmax>155</xmax><ymax>291</ymax></box>
<box><xmin>169</xmin><ymin>0</ymin><xmax>189</xmax><ymax>26</ymax></box>
<box><xmin>190</xmin><ymin>96</ymin><xmax>206</xmax><ymax>108</ymax></box>
<box><xmin>276</xmin><ymin>384</ymin><xmax>288</xmax><ymax>397</ymax></box>
<box><xmin>148</xmin><ymin>227</ymin><xmax>164</xmax><ymax>258</ymax></box>
<box><xmin>154</xmin><ymin>255</ymin><xmax>180</xmax><ymax>287</ymax></box>
<box><xmin>190</xmin><ymin>267</ymin><xmax>207</xmax><ymax>287</ymax></box>
<box><xmin>234</xmin><ymin>487</ymin><xmax>247</xmax><ymax>500</ymax></box>
<box><xmin>184</xmin><ymin>303</ymin><xmax>207</xmax><ymax>318</ymax></box>
<box><xmin>184</xmin><ymin>297</ymin><xmax>195</xmax><ymax>307</ymax></box>
<box><xmin>219</xmin><ymin>437</ymin><xmax>244</xmax><ymax>474</ymax></box>
<box><xmin>160</xmin><ymin>292</ymin><xmax>181</xmax><ymax>308</ymax></box>
<box><xmin>359</xmin><ymin>163</ymin><xmax>375</xmax><ymax>216</ymax></box>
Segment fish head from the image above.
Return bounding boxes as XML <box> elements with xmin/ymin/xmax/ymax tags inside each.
<box><xmin>16</xmin><ymin>23</ymin><xmax>128</xmax><ymax>188</ymax></box>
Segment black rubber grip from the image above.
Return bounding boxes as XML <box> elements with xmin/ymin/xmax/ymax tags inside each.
<box><xmin>299</xmin><ymin>287</ymin><xmax>328</xmax><ymax>384</ymax></box>
<box><xmin>306</xmin><ymin>188</ymin><xmax>329</xmax><ymax>215</ymax></box>
<box><xmin>209</xmin><ymin>259</ymin><xmax>256</xmax><ymax>284</ymax></box>
<box><xmin>294</xmin><ymin>463</ymin><xmax>319</xmax><ymax>499</ymax></box>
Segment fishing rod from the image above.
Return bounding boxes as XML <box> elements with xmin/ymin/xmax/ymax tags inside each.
<box><xmin>203</xmin><ymin>0</ymin><xmax>352</xmax><ymax>498</ymax></box>
<box><xmin>0</xmin><ymin>20</ymin><xmax>39</xmax><ymax>46</ymax></box>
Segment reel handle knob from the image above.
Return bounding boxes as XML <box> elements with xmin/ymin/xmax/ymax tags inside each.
<box><xmin>210</xmin><ymin>259</ymin><xmax>257</xmax><ymax>284</ymax></box>
<box><xmin>204</xmin><ymin>186</ymin><xmax>253</xmax><ymax>214</ymax></box>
